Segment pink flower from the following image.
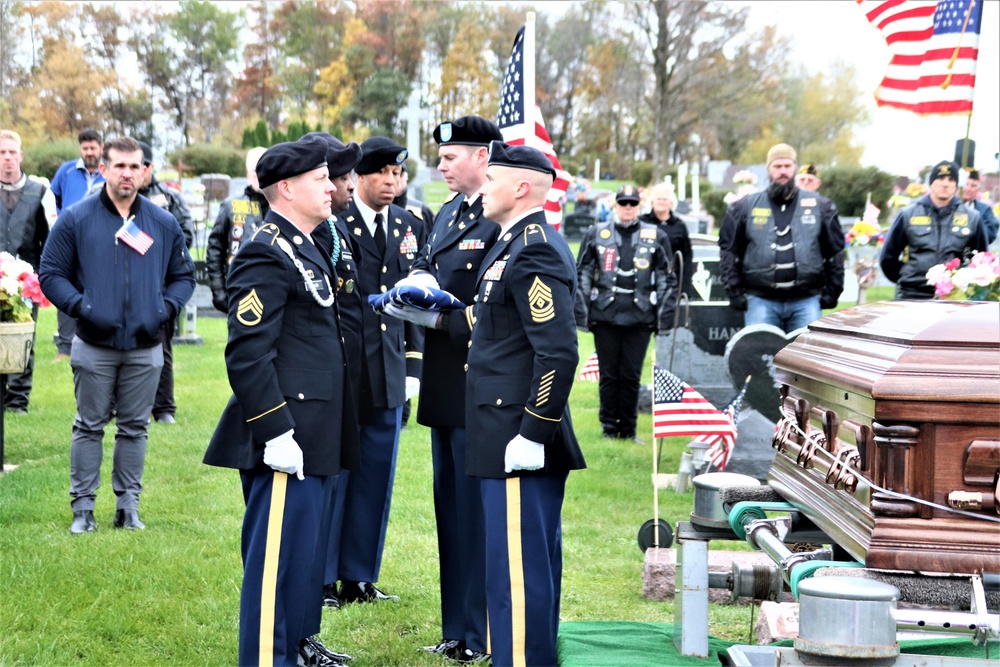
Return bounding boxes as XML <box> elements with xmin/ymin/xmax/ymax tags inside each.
<box><xmin>20</xmin><ymin>274</ymin><xmax>51</xmax><ymax>308</ymax></box>
<box><xmin>944</xmin><ymin>258</ymin><xmax>961</xmax><ymax>271</ymax></box>
<box><xmin>934</xmin><ymin>278</ymin><xmax>955</xmax><ymax>298</ymax></box>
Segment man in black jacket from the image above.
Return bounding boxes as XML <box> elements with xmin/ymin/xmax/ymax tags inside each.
<box><xmin>205</xmin><ymin>147</ymin><xmax>268</xmax><ymax>314</ymax></box>
<box><xmin>137</xmin><ymin>141</ymin><xmax>194</xmax><ymax>425</ymax></box>
<box><xmin>0</xmin><ymin>129</ymin><xmax>50</xmax><ymax>414</ymax></box>
<box><xmin>719</xmin><ymin>143</ymin><xmax>844</xmax><ymax>333</ymax></box>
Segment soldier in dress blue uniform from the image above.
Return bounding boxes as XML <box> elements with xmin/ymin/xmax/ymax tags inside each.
<box><xmin>384</xmin><ymin>115</ymin><xmax>502</xmax><ymax>663</ymax></box>
<box><xmin>333</xmin><ymin>136</ymin><xmax>426</xmax><ymax>605</ymax></box>
<box><xmin>202</xmin><ymin>136</ymin><xmax>360</xmax><ymax>667</ymax></box>
<box><xmin>467</xmin><ymin>142</ymin><xmax>586</xmax><ymax>667</ymax></box>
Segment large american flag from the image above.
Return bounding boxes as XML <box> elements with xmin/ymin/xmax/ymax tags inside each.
<box><xmin>653</xmin><ymin>366</ymin><xmax>738</xmax><ymax>446</ymax></box>
<box><xmin>115</xmin><ymin>219</ymin><xmax>154</xmax><ymax>255</ymax></box>
<box><xmin>858</xmin><ymin>0</ymin><xmax>984</xmax><ymax>115</ymax></box>
<box><xmin>497</xmin><ymin>19</ymin><xmax>570</xmax><ymax>229</ymax></box>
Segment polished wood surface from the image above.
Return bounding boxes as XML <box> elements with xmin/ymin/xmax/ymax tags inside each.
<box><xmin>769</xmin><ymin>301</ymin><xmax>1000</xmax><ymax>574</ymax></box>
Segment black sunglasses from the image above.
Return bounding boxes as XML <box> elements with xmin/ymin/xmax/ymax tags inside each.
<box><xmin>617</xmin><ymin>201</ymin><xmax>639</xmax><ymax>207</ymax></box>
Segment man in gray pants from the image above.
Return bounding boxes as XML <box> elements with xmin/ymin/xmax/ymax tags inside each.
<box><xmin>39</xmin><ymin>136</ymin><xmax>195</xmax><ymax>534</ymax></box>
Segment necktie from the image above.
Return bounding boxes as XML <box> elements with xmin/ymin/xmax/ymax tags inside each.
<box><xmin>373</xmin><ymin>212</ymin><xmax>386</xmax><ymax>256</ymax></box>
<box><xmin>457</xmin><ymin>199</ymin><xmax>470</xmax><ymax>218</ymax></box>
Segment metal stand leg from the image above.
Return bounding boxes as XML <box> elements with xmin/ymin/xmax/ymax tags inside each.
<box><xmin>674</xmin><ymin>535</ymin><xmax>710</xmax><ymax>658</ymax></box>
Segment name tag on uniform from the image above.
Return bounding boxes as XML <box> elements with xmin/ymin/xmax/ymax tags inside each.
<box><xmin>640</xmin><ymin>228</ymin><xmax>657</xmax><ymax>241</ymax></box>
<box><xmin>800</xmin><ymin>198</ymin><xmax>817</xmax><ymax>207</ymax></box>
<box><xmin>953</xmin><ymin>213</ymin><xmax>969</xmax><ymax>226</ymax></box>
<box><xmin>459</xmin><ymin>239</ymin><xmax>486</xmax><ymax>250</ymax></box>
<box><xmin>911</xmin><ymin>216</ymin><xmax>931</xmax><ymax>226</ymax></box>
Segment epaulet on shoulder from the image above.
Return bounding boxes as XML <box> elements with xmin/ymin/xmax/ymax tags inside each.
<box><xmin>523</xmin><ymin>223</ymin><xmax>548</xmax><ymax>245</ymax></box>
<box><xmin>406</xmin><ymin>204</ymin><xmax>424</xmax><ymax>220</ymax></box>
<box><xmin>251</xmin><ymin>222</ymin><xmax>281</xmax><ymax>245</ymax></box>
<box><xmin>444</xmin><ymin>192</ymin><xmax>460</xmax><ymax>204</ymax></box>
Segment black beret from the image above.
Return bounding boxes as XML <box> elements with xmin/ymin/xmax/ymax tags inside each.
<box><xmin>487</xmin><ymin>141</ymin><xmax>555</xmax><ymax>179</ymax></box>
<box><xmin>300</xmin><ymin>132</ymin><xmax>362</xmax><ymax>178</ymax></box>
<box><xmin>356</xmin><ymin>136</ymin><xmax>407</xmax><ymax>175</ymax></box>
<box><xmin>137</xmin><ymin>140</ymin><xmax>153</xmax><ymax>165</ymax></box>
<box><xmin>615</xmin><ymin>185</ymin><xmax>641</xmax><ymax>204</ymax></box>
<box><xmin>433</xmin><ymin>116</ymin><xmax>503</xmax><ymax>146</ymax></box>
<box><xmin>968</xmin><ymin>169</ymin><xmax>980</xmax><ymax>180</ymax></box>
<box><xmin>928</xmin><ymin>160</ymin><xmax>959</xmax><ymax>184</ymax></box>
<box><xmin>256</xmin><ymin>136</ymin><xmax>328</xmax><ymax>189</ymax></box>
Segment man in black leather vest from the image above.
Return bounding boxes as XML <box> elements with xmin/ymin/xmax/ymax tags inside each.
<box><xmin>0</xmin><ymin>130</ymin><xmax>50</xmax><ymax>413</ymax></box>
<box><xmin>719</xmin><ymin>143</ymin><xmax>844</xmax><ymax>333</ymax></box>
<box><xmin>881</xmin><ymin>160</ymin><xmax>986</xmax><ymax>299</ymax></box>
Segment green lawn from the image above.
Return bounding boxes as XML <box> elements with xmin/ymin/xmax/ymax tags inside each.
<box><xmin>2</xmin><ymin>307</ymin><xmax>743</xmax><ymax>666</ymax></box>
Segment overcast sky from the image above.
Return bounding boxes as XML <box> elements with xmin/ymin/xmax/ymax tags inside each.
<box><xmin>736</xmin><ymin>0</ymin><xmax>999</xmax><ymax>177</ymax></box>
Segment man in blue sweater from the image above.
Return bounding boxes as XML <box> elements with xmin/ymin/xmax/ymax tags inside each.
<box><xmin>40</xmin><ymin>136</ymin><xmax>195</xmax><ymax>534</ymax></box>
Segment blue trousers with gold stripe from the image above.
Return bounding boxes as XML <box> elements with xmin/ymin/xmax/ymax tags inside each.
<box><xmin>239</xmin><ymin>470</ymin><xmax>333</xmax><ymax>667</ymax></box>
<box><xmin>481</xmin><ymin>473</ymin><xmax>568</xmax><ymax>667</ymax></box>
<box><xmin>338</xmin><ymin>406</ymin><xmax>402</xmax><ymax>583</ymax></box>
<box><xmin>432</xmin><ymin>427</ymin><xmax>487</xmax><ymax>652</ymax></box>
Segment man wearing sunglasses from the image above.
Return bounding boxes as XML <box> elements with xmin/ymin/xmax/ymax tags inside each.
<box><xmin>576</xmin><ymin>185</ymin><xmax>676</xmax><ymax>443</ymax></box>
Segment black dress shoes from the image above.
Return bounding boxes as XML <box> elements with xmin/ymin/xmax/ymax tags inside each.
<box><xmin>338</xmin><ymin>580</ymin><xmax>398</xmax><ymax>604</ymax></box>
<box><xmin>322</xmin><ymin>583</ymin><xmax>341</xmax><ymax>609</ymax></box>
<box><xmin>419</xmin><ymin>639</ymin><xmax>460</xmax><ymax>655</ymax></box>
<box><xmin>299</xmin><ymin>635</ymin><xmax>352</xmax><ymax>665</ymax></box>
<box><xmin>455</xmin><ymin>645</ymin><xmax>491</xmax><ymax>664</ymax></box>
<box><xmin>70</xmin><ymin>510</ymin><xmax>96</xmax><ymax>534</ymax></box>
<box><xmin>113</xmin><ymin>509</ymin><xmax>146</xmax><ymax>530</ymax></box>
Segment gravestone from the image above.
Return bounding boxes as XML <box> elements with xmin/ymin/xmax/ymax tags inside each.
<box><xmin>722</xmin><ymin>324</ymin><xmax>806</xmax><ymax>479</ymax></box>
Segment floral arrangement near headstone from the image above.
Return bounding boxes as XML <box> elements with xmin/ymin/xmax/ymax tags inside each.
<box><xmin>926</xmin><ymin>251</ymin><xmax>1000</xmax><ymax>302</ymax></box>
<box><xmin>845</xmin><ymin>203</ymin><xmax>884</xmax><ymax>290</ymax></box>
<box><xmin>0</xmin><ymin>252</ymin><xmax>51</xmax><ymax>323</ymax></box>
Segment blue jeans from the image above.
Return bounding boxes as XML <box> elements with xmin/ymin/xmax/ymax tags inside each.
<box><xmin>745</xmin><ymin>295</ymin><xmax>821</xmax><ymax>333</ymax></box>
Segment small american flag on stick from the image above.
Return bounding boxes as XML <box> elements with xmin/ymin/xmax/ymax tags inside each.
<box><xmin>577</xmin><ymin>352</ymin><xmax>599</xmax><ymax>382</ymax></box>
<box><xmin>115</xmin><ymin>219</ymin><xmax>154</xmax><ymax>255</ymax></box>
<box><xmin>652</xmin><ymin>366</ymin><xmax>742</xmax><ymax>455</ymax></box>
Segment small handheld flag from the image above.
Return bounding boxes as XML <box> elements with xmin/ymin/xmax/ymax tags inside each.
<box><xmin>577</xmin><ymin>352</ymin><xmax>600</xmax><ymax>382</ymax></box>
<box><xmin>115</xmin><ymin>219</ymin><xmax>154</xmax><ymax>255</ymax></box>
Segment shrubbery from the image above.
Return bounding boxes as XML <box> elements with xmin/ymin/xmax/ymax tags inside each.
<box><xmin>821</xmin><ymin>166</ymin><xmax>895</xmax><ymax>221</ymax></box>
<box><xmin>167</xmin><ymin>144</ymin><xmax>246</xmax><ymax>177</ymax></box>
<box><xmin>22</xmin><ymin>139</ymin><xmax>80</xmax><ymax>180</ymax></box>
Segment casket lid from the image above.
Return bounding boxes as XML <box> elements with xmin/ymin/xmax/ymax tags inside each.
<box><xmin>775</xmin><ymin>301</ymin><xmax>999</xmax><ymax>409</ymax></box>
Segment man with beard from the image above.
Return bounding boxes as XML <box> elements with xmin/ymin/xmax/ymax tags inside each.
<box><xmin>719</xmin><ymin>143</ymin><xmax>844</xmax><ymax>333</ymax></box>
<box><xmin>206</xmin><ymin>147</ymin><xmax>269</xmax><ymax>314</ymax></box>
<box><xmin>50</xmin><ymin>128</ymin><xmax>105</xmax><ymax>359</ymax></box>
<box><xmin>576</xmin><ymin>184</ymin><xmax>676</xmax><ymax>442</ymax></box>
<box><xmin>136</xmin><ymin>141</ymin><xmax>194</xmax><ymax>425</ymax></box>
<box><xmin>40</xmin><ymin>137</ymin><xmax>195</xmax><ymax>534</ymax></box>
<box><xmin>880</xmin><ymin>160</ymin><xmax>986</xmax><ymax>299</ymax></box>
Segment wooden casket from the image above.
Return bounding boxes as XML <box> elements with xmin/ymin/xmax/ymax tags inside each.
<box><xmin>769</xmin><ymin>300</ymin><xmax>1000</xmax><ymax>574</ymax></box>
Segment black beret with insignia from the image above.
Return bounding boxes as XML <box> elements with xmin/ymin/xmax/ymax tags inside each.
<box><xmin>615</xmin><ymin>184</ymin><xmax>641</xmax><ymax>204</ymax></box>
<box><xmin>487</xmin><ymin>141</ymin><xmax>555</xmax><ymax>179</ymax></box>
<box><xmin>928</xmin><ymin>160</ymin><xmax>959</xmax><ymax>184</ymax></box>
<box><xmin>256</xmin><ymin>136</ymin><xmax>329</xmax><ymax>189</ymax></box>
<box><xmin>356</xmin><ymin>136</ymin><xmax>407</xmax><ymax>175</ymax></box>
<box><xmin>301</xmin><ymin>132</ymin><xmax>362</xmax><ymax>179</ymax></box>
<box><xmin>433</xmin><ymin>116</ymin><xmax>503</xmax><ymax>146</ymax></box>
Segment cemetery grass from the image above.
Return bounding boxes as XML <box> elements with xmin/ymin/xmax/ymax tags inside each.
<box><xmin>2</xmin><ymin>309</ymin><xmax>749</xmax><ymax>666</ymax></box>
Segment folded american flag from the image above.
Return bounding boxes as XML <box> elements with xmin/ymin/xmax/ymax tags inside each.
<box><xmin>115</xmin><ymin>219</ymin><xmax>154</xmax><ymax>255</ymax></box>
<box><xmin>367</xmin><ymin>285</ymin><xmax>465</xmax><ymax>313</ymax></box>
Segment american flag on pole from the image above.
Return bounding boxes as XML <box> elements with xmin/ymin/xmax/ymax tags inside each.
<box><xmin>857</xmin><ymin>0</ymin><xmax>984</xmax><ymax>115</ymax></box>
<box><xmin>577</xmin><ymin>352</ymin><xmax>600</xmax><ymax>381</ymax></box>
<box><xmin>653</xmin><ymin>366</ymin><xmax>738</xmax><ymax>445</ymax></box>
<box><xmin>703</xmin><ymin>380</ymin><xmax>748</xmax><ymax>472</ymax></box>
<box><xmin>497</xmin><ymin>17</ymin><xmax>570</xmax><ymax>229</ymax></box>
<box><xmin>115</xmin><ymin>219</ymin><xmax>154</xmax><ymax>255</ymax></box>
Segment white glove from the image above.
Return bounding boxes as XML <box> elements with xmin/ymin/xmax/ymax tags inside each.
<box><xmin>405</xmin><ymin>376</ymin><xmax>420</xmax><ymax>400</ymax></box>
<box><xmin>395</xmin><ymin>271</ymin><xmax>440</xmax><ymax>291</ymax></box>
<box><xmin>504</xmin><ymin>435</ymin><xmax>545</xmax><ymax>473</ymax></box>
<box><xmin>263</xmin><ymin>430</ymin><xmax>305</xmax><ymax>480</ymax></box>
<box><xmin>384</xmin><ymin>302</ymin><xmax>441</xmax><ymax>328</ymax></box>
